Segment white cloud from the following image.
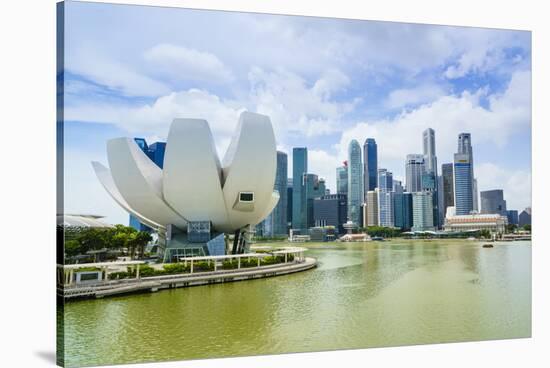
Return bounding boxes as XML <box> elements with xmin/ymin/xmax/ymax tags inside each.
<box><xmin>336</xmin><ymin>70</ymin><xmax>531</xmax><ymax>180</ymax></box>
<box><xmin>443</xmin><ymin>29</ymin><xmax>530</xmax><ymax>79</ymax></box>
<box><xmin>385</xmin><ymin>84</ymin><xmax>446</xmax><ymax>109</ymax></box>
<box><xmin>249</xmin><ymin>67</ymin><xmax>354</xmax><ymax>140</ymax></box>
<box><xmin>66</xmin><ymin>52</ymin><xmax>170</xmax><ymax>97</ymax></box>
<box><xmin>476</xmin><ymin>162</ymin><xmax>531</xmax><ymax>211</ymax></box>
<box><xmin>143</xmin><ymin>43</ymin><xmax>234</xmax><ymax>83</ymax></box>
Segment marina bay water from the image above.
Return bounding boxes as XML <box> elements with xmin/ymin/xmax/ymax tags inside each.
<box><xmin>61</xmin><ymin>239</ymin><xmax>531</xmax><ymax>367</ymax></box>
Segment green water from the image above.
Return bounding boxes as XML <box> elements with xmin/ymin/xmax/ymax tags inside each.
<box><xmin>60</xmin><ymin>240</ymin><xmax>531</xmax><ymax>367</ymax></box>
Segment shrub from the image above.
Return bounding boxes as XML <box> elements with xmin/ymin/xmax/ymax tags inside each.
<box><xmin>240</xmin><ymin>259</ymin><xmax>258</xmax><ymax>268</ymax></box>
<box><xmin>109</xmin><ymin>271</ymin><xmax>131</xmax><ymax>280</ymax></box>
<box><xmin>162</xmin><ymin>263</ymin><xmax>190</xmax><ymax>274</ymax></box>
<box><xmin>260</xmin><ymin>256</ymin><xmax>281</xmax><ymax>266</ymax></box>
<box><xmin>192</xmin><ymin>261</ymin><xmax>215</xmax><ymax>272</ymax></box>
<box><xmin>222</xmin><ymin>260</ymin><xmax>239</xmax><ymax>269</ymax></box>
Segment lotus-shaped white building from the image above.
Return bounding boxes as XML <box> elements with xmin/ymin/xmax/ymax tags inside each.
<box><xmin>92</xmin><ymin>111</ymin><xmax>279</xmax><ymax>261</ymax></box>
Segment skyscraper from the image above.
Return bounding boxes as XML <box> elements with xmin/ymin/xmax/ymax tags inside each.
<box><xmin>336</xmin><ymin>162</ymin><xmax>348</xmax><ymax>195</ymax></box>
<box><xmin>348</xmin><ymin>140</ymin><xmax>363</xmax><ymax>226</ymax></box>
<box><xmin>365</xmin><ymin>190</ymin><xmax>379</xmax><ymax>226</ymax></box>
<box><xmin>422</xmin><ymin>128</ymin><xmax>439</xmax><ymax>228</ymax></box>
<box><xmin>393</xmin><ymin>180</ymin><xmax>404</xmax><ymax>194</ymax></box>
<box><xmin>453</xmin><ymin>153</ymin><xmax>473</xmax><ymax>215</ymax></box>
<box><xmin>303</xmin><ymin>174</ymin><xmax>326</xmax><ymax>229</ymax></box>
<box><xmin>313</xmin><ymin>194</ymin><xmax>348</xmax><ymax>234</ymax></box>
<box><xmin>480</xmin><ymin>189</ymin><xmax>507</xmax><ymax>216</ymax></box>
<box><xmin>421</xmin><ymin>171</ymin><xmax>437</xmax><ymax>227</ymax></box>
<box><xmin>423</xmin><ymin>128</ymin><xmax>437</xmax><ymax>175</ymax></box>
<box><xmin>506</xmin><ymin>210</ymin><xmax>519</xmax><ymax>225</ymax></box>
<box><xmin>458</xmin><ymin>133</ymin><xmax>473</xmax><ymax>156</ymax></box>
<box><xmin>377</xmin><ymin>169</ymin><xmax>394</xmax><ymax>227</ymax></box>
<box><xmin>378</xmin><ymin>168</ymin><xmax>393</xmax><ymax>191</ymax></box>
<box><xmin>363</xmin><ymin>138</ymin><xmax>378</xmax><ymax>199</ymax></box>
<box><xmin>441</xmin><ymin>163</ymin><xmax>454</xmax><ymax>218</ymax></box>
<box><xmin>473</xmin><ymin>178</ymin><xmax>479</xmax><ymax>212</ymax></box>
<box><xmin>287</xmin><ymin>178</ymin><xmax>293</xmax><ymax>228</ymax></box>
<box><xmin>458</xmin><ymin>133</ymin><xmax>476</xmax><ymax>211</ymax></box>
<box><xmin>271</xmin><ymin>151</ymin><xmax>288</xmax><ymax>235</ymax></box>
<box><xmin>394</xmin><ymin>192</ymin><xmax>413</xmax><ymax>230</ymax></box>
<box><xmin>519</xmin><ymin>208</ymin><xmax>532</xmax><ymax>227</ymax></box>
<box><xmin>412</xmin><ymin>192</ymin><xmax>434</xmax><ymax>231</ymax></box>
<box><xmin>405</xmin><ymin>154</ymin><xmax>425</xmax><ymax>192</ymax></box>
<box><xmin>292</xmin><ymin>147</ymin><xmax>307</xmax><ymax>230</ymax></box>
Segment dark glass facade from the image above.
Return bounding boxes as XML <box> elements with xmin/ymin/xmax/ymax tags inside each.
<box><xmin>363</xmin><ymin>138</ymin><xmax>378</xmax><ymax>198</ymax></box>
<box><xmin>313</xmin><ymin>194</ymin><xmax>348</xmax><ymax>234</ymax></box>
<box><xmin>453</xmin><ymin>154</ymin><xmax>473</xmax><ymax>215</ymax></box>
<box><xmin>292</xmin><ymin>148</ymin><xmax>308</xmax><ymax>230</ymax></box>
<box><xmin>480</xmin><ymin>189</ymin><xmax>507</xmax><ymax>215</ymax></box>
<box><xmin>506</xmin><ymin>210</ymin><xmax>519</xmax><ymax>225</ymax></box>
<box><xmin>441</xmin><ymin>163</ymin><xmax>454</xmax><ymax>217</ymax></box>
<box><xmin>393</xmin><ymin>192</ymin><xmax>413</xmax><ymax>230</ymax></box>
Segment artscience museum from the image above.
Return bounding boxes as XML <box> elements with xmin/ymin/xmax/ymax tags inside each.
<box><xmin>92</xmin><ymin>111</ymin><xmax>280</xmax><ymax>262</ymax></box>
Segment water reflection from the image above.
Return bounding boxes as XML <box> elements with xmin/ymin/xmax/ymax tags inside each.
<box><xmin>63</xmin><ymin>240</ymin><xmax>531</xmax><ymax>367</ymax></box>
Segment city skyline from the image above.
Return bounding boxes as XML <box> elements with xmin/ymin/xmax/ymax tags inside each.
<box><xmin>61</xmin><ymin>1</ymin><xmax>532</xmax><ymax>225</ymax></box>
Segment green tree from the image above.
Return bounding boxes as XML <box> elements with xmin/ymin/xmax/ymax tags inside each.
<box><xmin>506</xmin><ymin>224</ymin><xmax>517</xmax><ymax>233</ymax></box>
<box><xmin>64</xmin><ymin>239</ymin><xmax>81</xmax><ymax>257</ymax></box>
<box><xmin>523</xmin><ymin>224</ymin><xmax>531</xmax><ymax>232</ymax></box>
<box><xmin>478</xmin><ymin>229</ymin><xmax>491</xmax><ymax>239</ymax></box>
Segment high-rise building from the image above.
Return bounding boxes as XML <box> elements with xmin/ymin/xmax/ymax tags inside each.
<box><xmin>292</xmin><ymin>147</ymin><xmax>307</xmax><ymax>230</ymax></box>
<box><xmin>378</xmin><ymin>168</ymin><xmax>393</xmax><ymax>191</ymax></box>
<box><xmin>287</xmin><ymin>178</ymin><xmax>293</xmax><ymax>228</ymax></box>
<box><xmin>506</xmin><ymin>210</ymin><xmax>519</xmax><ymax>225</ymax></box>
<box><xmin>473</xmin><ymin>178</ymin><xmax>479</xmax><ymax>212</ymax></box>
<box><xmin>394</xmin><ymin>192</ymin><xmax>413</xmax><ymax>230</ymax></box>
<box><xmin>271</xmin><ymin>151</ymin><xmax>288</xmax><ymax>235</ymax></box>
<box><xmin>480</xmin><ymin>189</ymin><xmax>507</xmax><ymax>216</ymax></box>
<box><xmin>336</xmin><ymin>162</ymin><xmax>348</xmax><ymax>194</ymax></box>
<box><xmin>423</xmin><ymin>128</ymin><xmax>437</xmax><ymax>175</ymax></box>
<box><xmin>393</xmin><ymin>180</ymin><xmax>404</xmax><ymax>194</ymax></box>
<box><xmin>365</xmin><ymin>190</ymin><xmax>379</xmax><ymax>226</ymax></box>
<box><xmin>421</xmin><ymin>171</ymin><xmax>437</xmax><ymax>227</ymax></box>
<box><xmin>412</xmin><ymin>192</ymin><xmax>434</xmax><ymax>231</ymax></box>
<box><xmin>363</xmin><ymin>138</ymin><xmax>378</xmax><ymax>198</ymax></box>
<box><xmin>405</xmin><ymin>154</ymin><xmax>425</xmax><ymax>192</ymax></box>
<box><xmin>453</xmin><ymin>153</ymin><xmax>473</xmax><ymax>215</ymax></box>
<box><xmin>458</xmin><ymin>133</ymin><xmax>473</xmax><ymax>155</ymax></box>
<box><xmin>458</xmin><ymin>133</ymin><xmax>476</xmax><ymax>211</ymax></box>
<box><xmin>422</xmin><ymin>128</ymin><xmax>439</xmax><ymax>228</ymax></box>
<box><xmin>377</xmin><ymin>169</ymin><xmax>394</xmax><ymax>227</ymax></box>
<box><xmin>437</xmin><ymin>175</ymin><xmax>444</xmax><ymax>226</ymax></box>
<box><xmin>129</xmin><ymin>137</ymin><xmax>166</xmax><ymax>231</ymax></box>
<box><xmin>519</xmin><ymin>207</ymin><xmax>532</xmax><ymax>227</ymax></box>
<box><xmin>303</xmin><ymin>174</ymin><xmax>326</xmax><ymax>229</ymax></box>
<box><xmin>348</xmin><ymin>140</ymin><xmax>363</xmax><ymax>226</ymax></box>
<box><xmin>313</xmin><ymin>194</ymin><xmax>348</xmax><ymax>234</ymax></box>
<box><xmin>441</xmin><ymin>163</ymin><xmax>454</xmax><ymax>218</ymax></box>
<box><xmin>378</xmin><ymin>191</ymin><xmax>394</xmax><ymax>227</ymax></box>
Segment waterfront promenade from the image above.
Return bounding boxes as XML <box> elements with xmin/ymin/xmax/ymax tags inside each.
<box><xmin>59</xmin><ymin>248</ymin><xmax>316</xmax><ymax>300</ymax></box>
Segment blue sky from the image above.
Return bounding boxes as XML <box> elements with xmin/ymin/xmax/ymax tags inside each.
<box><xmin>61</xmin><ymin>0</ymin><xmax>532</xmax><ymax>225</ymax></box>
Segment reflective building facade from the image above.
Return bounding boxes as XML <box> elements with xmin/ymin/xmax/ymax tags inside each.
<box><xmin>363</xmin><ymin>138</ymin><xmax>378</xmax><ymax>198</ymax></box>
<box><xmin>292</xmin><ymin>148</ymin><xmax>308</xmax><ymax>231</ymax></box>
<box><xmin>348</xmin><ymin>140</ymin><xmax>363</xmax><ymax>226</ymax></box>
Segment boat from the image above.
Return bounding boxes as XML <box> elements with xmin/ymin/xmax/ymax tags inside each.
<box><xmin>482</xmin><ymin>244</ymin><xmax>494</xmax><ymax>248</ymax></box>
<box><xmin>371</xmin><ymin>236</ymin><xmax>384</xmax><ymax>241</ymax></box>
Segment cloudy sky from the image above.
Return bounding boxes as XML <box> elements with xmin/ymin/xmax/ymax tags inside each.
<box><xmin>61</xmin><ymin>1</ymin><xmax>532</xmax><ymax>225</ymax></box>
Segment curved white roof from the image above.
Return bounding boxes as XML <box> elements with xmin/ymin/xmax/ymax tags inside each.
<box><xmin>59</xmin><ymin>214</ymin><xmax>114</xmax><ymax>228</ymax></box>
<box><xmin>92</xmin><ymin>111</ymin><xmax>279</xmax><ymax>234</ymax></box>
